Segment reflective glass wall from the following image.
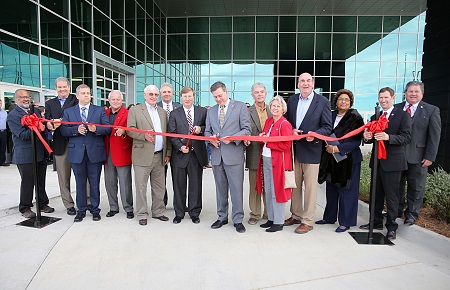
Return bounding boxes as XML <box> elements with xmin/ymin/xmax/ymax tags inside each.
<box><xmin>167</xmin><ymin>14</ymin><xmax>425</xmax><ymax>111</ymax></box>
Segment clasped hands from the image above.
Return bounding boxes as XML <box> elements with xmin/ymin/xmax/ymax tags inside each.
<box><xmin>210</xmin><ymin>133</ymin><xmax>231</xmax><ymax>148</ymax></box>
<box><xmin>363</xmin><ymin>129</ymin><xmax>389</xmax><ymax>141</ymax></box>
<box><xmin>78</xmin><ymin>123</ymin><xmax>96</xmax><ymax>135</ymax></box>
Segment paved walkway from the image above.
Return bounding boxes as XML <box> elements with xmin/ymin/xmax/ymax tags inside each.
<box><xmin>0</xmin><ymin>162</ymin><xmax>449</xmax><ymax>290</ymax></box>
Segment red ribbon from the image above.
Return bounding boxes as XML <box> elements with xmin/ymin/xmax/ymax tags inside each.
<box><xmin>366</xmin><ymin>113</ymin><xmax>389</xmax><ymax>159</ymax></box>
<box><xmin>21</xmin><ymin>114</ymin><xmax>53</xmax><ymax>153</ymax></box>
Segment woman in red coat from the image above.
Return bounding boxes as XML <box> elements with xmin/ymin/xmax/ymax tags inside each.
<box><xmin>256</xmin><ymin>96</ymin><xmax>293</xmax><ymax>232</ymax></box>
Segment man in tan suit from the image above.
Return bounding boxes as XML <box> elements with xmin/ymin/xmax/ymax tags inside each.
<box><xmin>127</xmin><ymin>85</ymin><xmax>172</xmax><ymax>226</ymax></box>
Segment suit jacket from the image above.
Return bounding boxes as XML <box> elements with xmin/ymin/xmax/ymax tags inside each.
<box><xmin>157</xmin><ymin>101</ymin><xmax>181</xmax><ymax>113</ymax></box>
<box><xmin>60</xmin><ymin>105</ymin><xmax>111</xmax><ymax>164</ymax></box>
<box><xmin>205</xmin><ymin>99</ymin><xmax>251</xmax><ymax>166</ymax></box>
<box><xmin>7</xmin><ymin>106</ymin><xmax>45</xmax><ymax>164</ymax></box>
<box><xmin>245</xmin><ymin>104</ymin><xmax>272</xmax><ymax>170</ymax></box>
<box><xmin>395</xmin><ymin>101</ymin><xmax>441</xmax><ymax>164</ymax></box>
<box><xmin>285</xmin><ymin>92</ymin><xmax>332</xmax><ymax>164</ymax></box>
<box><xmin>127</xmin><ymin>103</ymin><xmax>172</xmax><ymax>166</ymax></box>
<box><xmin>367</xmin><ymin>106</ymin><xmax>412</xmax><ymax>172</ymax></box>
<box><xmin>104</xmin><ymin>106</ymin><xmax>132</xmax><ymax>166</ymax></box>
<box><xmin>168</xmin><ymin>105</ymin><xmax>208</xmax><ymax>168</ymax></box>
<box><xmin>45</xmin><ymin>94</ymin><xmax>78</xmax><ymax>155</ymax></box>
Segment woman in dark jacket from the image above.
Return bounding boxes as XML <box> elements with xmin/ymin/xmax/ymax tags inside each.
<box><xmin>317</xmin><ymin>89</ymin><xmax>364</xmax><ymax>232</ymax></box>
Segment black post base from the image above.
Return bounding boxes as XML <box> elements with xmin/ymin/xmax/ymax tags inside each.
<box><xmin>348</xmin><ymin>232</ymin><xmax>395</xmax><ymax>245</ymax></box>
<box><xmin>17</xmin><ymin>216</ymin><xmax>61</xmax><ymax>229</ymax></box>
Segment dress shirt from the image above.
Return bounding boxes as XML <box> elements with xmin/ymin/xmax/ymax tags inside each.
<box><xmin>261</xmin><ymin>124</ymin><xmax>273</xmax><ymax>157</ymax></box>
<box><xmin>0</xmin><ymin>109</ymin><xmax>7</xmax><ymax>130</ymax></box>
<box><xmin>58</xmin><ymin>96</ymin><xmax>67</xmax><ymax>108</ymax></box>
<box><xmin>295</xmin><ymin>91</ymin><xmax>314</xmax><ymax>129</ymax></box>
<box><xmin>255</xmin><ymin>103</ymin><xmax>268</xmax><ymax>128</ymax></box>
<box><xmin>382</xmin><ymin>106</ymin><xmax>394</xmax><ymax>119</ymax></box>
<box><xmin>79</xmin><ymin>104</ymin><xmax>90</xmax><ymax>120</ymax></box>
<box><xmin>162</xmin><ymin>101</ymin><xmax>174</xmax><ymax>112</ymax></box>
<box><xmin>145</xmin><ymin>102</ymin><xmax>163</xmax><ymax>152</ymax></box>
<box><xmin>183</xmin><ymin>106</ymin><xmax>195</xmax><ymax>126</ymax></box>
<box><xmin>403</xmin><ymin>102</ymin><xmax>418</xmax><ymax>117</ymax></box>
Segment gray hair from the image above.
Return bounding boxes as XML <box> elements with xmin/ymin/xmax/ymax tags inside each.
<box><xmin>405</xmin><ymin>81</ymin><xmax>424</xmax><ymax>94</ymax></box>
<box><xmin>108</xmin><ymin>90</ymin><xmax>123</xmax><ymax>100</ymax></box>
<box><xmin>210</xmin><ymin>81</ymin><xmax>226</xmax><ymax>93</ymax></box>
<box><xmin>54</xmin><ymin>76</ymin><xmax>70</xmax><ymax>88</ymax></box>
<box><xmin>160</xmin><ymin>82</ymin><xmax>173</xmax><ymax>90</ymax></box>
<box><xmin>76</xmin><ymin>84</ymin><xmax>90</xmax><ymax>95</ymax></box>
<box><xmin>251</xmin><ymin>82</ymin><xmax>266</xmax><ymax>92</ymax></box>
<box><xmin>144</xmin><ymin>85</ymin><xmax>159</xmax><ymax>94</ymax></box>
<box><xmin>268</xmin><ymin>95</ymin><xmax>288</xmax><ymax>114</ymax></box>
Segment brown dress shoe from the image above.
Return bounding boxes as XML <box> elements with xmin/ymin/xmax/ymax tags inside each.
<box><xmin>294</xmin><ymin>223</ymin><xmax>313</xmax><ymax>234</ymax></box>
<box><xmin>139</xmin><ymin>219</ymin><xmax>147</xmax><ymax>226</ymax></box>
<box><xmin>152</xmin><ymin>215</ymin><xmax>169</xmax><ymax>221</ymax></box>
<box><xmin>284</xmin><ymin>217</ymin><xmax>301</xmax><ymax>226</ymax></box>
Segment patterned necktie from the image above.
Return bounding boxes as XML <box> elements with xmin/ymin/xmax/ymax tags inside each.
<box><xmin>219</xmin><ymin>105</ymin><xmax>225</xmax><ymax>128</ymax></box>
<box><xmin>405</xmin><ymin>104</ymin><xmax>412</xmax><ymax>116</ymax></box>
<box><xmin>81</xmin><ymin>107</ymin><xmax>87</xmax><ymax>122</ymax></box>
<box><xmin>187</xmin><ymin>109</ymin><xmax>193</xmax><ymax>133</ymax></box>
<box><xmin>166</xmin><ymin>104</ymin><xmax>171</xmax><ymax>119</ymax></box>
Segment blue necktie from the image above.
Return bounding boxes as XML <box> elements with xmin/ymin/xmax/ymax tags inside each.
<box><xmin>81</xmin><ymin>107</ymin><xmax>87</xmax><ymax>122</ymax></box>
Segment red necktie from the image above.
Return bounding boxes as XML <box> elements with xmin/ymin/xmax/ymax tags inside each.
<box><xmin>405</xmin><ymin>104</ymin><xmax>412</xmax><ymax>116</ymax></box>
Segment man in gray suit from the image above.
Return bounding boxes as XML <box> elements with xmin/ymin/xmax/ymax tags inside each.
<box><xmin>127</xmin><ymin>85</ymin><xmax>172</xmax><ymax>226</ymax></box>
<box><xmin>244</xmin><ymin>82</ymin><xmax>271</xmax><ymax>225</ymax></box>
<box><xmin>205</xmin><ymin>81</ymin><xmax>251</xmax><ymax>233</ymax></box>
<box><xmin>397</xmin><ymin>81</ymin><xmax>441</xmax><ymax>225</ymax></box>
<box><xmin>157</xmin><ymin>82</ymin><xmax>181</xmax><ymax>206</ymax></box>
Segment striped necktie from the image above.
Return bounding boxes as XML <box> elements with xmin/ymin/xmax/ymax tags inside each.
<box><xmin>166</xmin><ymin>104</ymin><xmax>171</xmax><ymax>119</ymax></box>
<box><xmin>81</xmin><ymin>107</ymin><xmax>87</xmax><ymax>122</ymax></box>
<box><xmin>405</xmin><ymin>104</ymin><xmax>412</xmax><ymax>116</ymax></box>
<box><xmin>187</xmin><ymin>109</ymin><xmax>193</xmax><ymax>133</ymax></box>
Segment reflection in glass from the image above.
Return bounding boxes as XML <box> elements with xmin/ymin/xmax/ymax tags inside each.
<box><xmin>298</xmin><ymin>16</ymin><xmax>315</xmax><ymax>32</ymax></box>
<box><xmin>280</xmin><ymin>17</ymin><xmax>296</xmax><ymax>32</ymax></box>
<box><xmin>297</xmin><ymin>34</ymin><xmax>314</xmax><ymax>60</ymax></box>
<box><xmin>188</xmin><ymin>34</ymin><xmax>209</xmax><ymax>60</ymax></box>
<box><xmin>233</xmin><ymin>34</ymin><xmax>255</xmax><ymax>60</ymax></box>
<box><xmin>72</xmin><ymin>26</ymin><xmax>92</xmax><ymax>60</ymax></box>
<box><xmin>210</xmin><ymin>17</ymin><xmax>232</xmax><ymax>33</ymax></box>
<box><xmin>189</xmin><ymin>18</ymin><xmax>209</xmax><ymax>33</ymax></box>
<box><xmin>355</xmin><ymin>62</ymin><xmax>380</xmax><ymax>77</ymax></box>
<box><xmin>94</xmin><ymin>8</ymin><xmax>109</xmax><ymax>43</ymax></box>
<box><xmin>234</xmin><ymin>17</ymin><xmax>255</xmax><ymax>33</ymax></box>
<box><xmin>332</xmin><ymin>34</ymin><xmax>356</xmax><ymax>60</ymax></box>
<box><xmin>256</xmin><ymin>34</ymin><xmax>277</xmax><ymax>60</ymax></box>
<box><xmin>71</xmin><ymin>0</ymin><xmax>92</xmax><ymax>31</ymax></box>
<box><xmin>333</xmin><ymin>16</ymin><xmax>356</xmax><ymax>32</ymax></box>
<box><xmin>316</xmin><ymin>34</ymin><xmax>331</xmax><ymax>60</ymax></box>
<box><xmin>316</xmin><ymin>17</ymin><xmax>332</xmax><ymax>32</ymax></box>
<box><xmin>0</xmin><ymin>0</ymin><xmax>38</xmax><ymax>42</ymax></box>
<box><xmin>40</xmin><ymin>9</ymin><xmax>69</xmax><ymax>54</ymax></box>
<box><xmin>357</xmin><ymin>34</ymin><xmax>381</xmax><ymax>61</ymax></box>
<box><xmin>210</xmin><ymin>34</ymin><xmax>231</xmax><ymax>60</ymax></box>
<box><xmin>279</xmin><ymin>34</ymin><xmax>296</xmax><ymax>59</ymax></box>
<box><xmin>257</xmin><ymin>16</ymin><xmax>278</xmax><ymax>32</ymax></box>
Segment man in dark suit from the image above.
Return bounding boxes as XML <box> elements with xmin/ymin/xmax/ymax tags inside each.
<box><xmin>157</xmin><ymin>82</ymin><xmax>181</xmax><ymax>207</ymax></box>
<box><xmin>244</xmin><ymin>82</ymin><xmax>271</xmax><ymax>225</ymax></box>
<box><xmin>61</xmin><ymin>84</ymin><xmax>111</xmax><ymax>222</ymax></box>
<box><xmin>361</xmin><ymin>87</ymin><xmax>411</xmax><ymax>240</ymax></box>
<box><xmin>205</xmin><ymin>81</ymin><xmax>251</xmax><ymax>233</ymax></box>
<box><xmin>397</xmin><ymin>81</ymin><xmax>441</xmax><ymax>225</ymax></box>
<box><xmin>45</xmin><ymin>77</ymin><xmax>83</xmax><ymax>215</ymax></box>
<box><xmin>168</xmin><ymin>86</ymin><xmax>207</xmax><ymax>224</ymax></box>
<box><xmin>284</xmin><ymin>72</ymin><xmax>332</xmax><ymax>234</ymax></box>
<box><xmin>103</xmin><ymin>90</ymin><xmax>134</xmax><ymax>219</ymax></box>
<box><xmin>7</xmin><ymin>89</ymin><xmax>54</xmax><ymax>218</ymax></box>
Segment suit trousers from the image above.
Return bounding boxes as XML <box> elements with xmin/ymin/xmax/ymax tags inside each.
<box><xmin>323</xmin><ymin>163</ymin><xmax>361</xmax><ymax>227</ymax></box>
<box><xmin>248</xmin><ymin>169</ymin><xmax>267</xmax><ymax>220</ymax></box>
<box><xmin>399</xmin><ymin>162</ymin><xmax>428</xmax><ymax>220</ymax></box>
<box><xmin>212</xmin><ymin>160</ymin><xmax>245</xmax><ymax>224</ymax></box>
<box><xmin>263</xmin><ymin>156</ymin><xmax>286</xmax><ymax>225</ymax></box>
<box><xmin>71</xmin><ymin>152</ymin><xmax>102</xmax><ymax>215</ymax></box>
<box><xmin>171</xmin><ymin>151</ymin><xmax>203</xmax><ymax>219</ymax></box>
<box><xmin>290</xmin><ymin>160</ymin><xmax>320</xmax><ymax>226</ymax></box>
<box><xmin>134</xmin><ymin>152</ymin><xmax>165</xmax><ymax>220</ymax></box>
<box><xmin>104</xmin><ymin>152</ymin><xmax>133</xmax><ymax>213</ymax></box>
<box><xmin>16</xmin><ymin>160</ymin><xmax>49</xmax><ymax>213</ymax></box>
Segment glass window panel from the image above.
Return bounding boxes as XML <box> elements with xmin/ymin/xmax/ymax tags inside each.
<box><xmin>278</xmin><ymin>60</ymin><xmax>296</xmax><ymax>76</ymax></box>
<box><xmin>381</xmin><ymin>33</ymin><xmax>399</xmax><ymax>61</ymax></box>
<box><xmin>41</xmin><ymin>48</ymin><xmax>70</xmax><ymax>89</ymax></box>
<box><xmin>315</xmin><ymin>61</ymin><xmax>331</xmax><ymax>76</ymax></box>
<box><xmin>40</xmin><ymin>0</ymin><xmax>69</xmax><ymax>18</ymax></box>
<box><xmin>94</xmin><ymin>8</ymin><xmax>109</xmax><ymax>43</ymax></box>
<box><xmin>137</xmin><ymin>5</ymin><xmax>146</xmax><ymax>43</ymax></box>
<box><xmin>316</xmin><ymin>33</ymin><xmax>331</xmax><ymax>60</ymax></box>
<box><xmin>233</xmin><ymin>34</ymin><xmax>255</xmax><ymax>60</ymax></box>
<box><xmin>210</xmin><ymin>17</ymin><xmax>232</xmax><ymax>33</ymax></box>
<box><xmin>40</xmin><ymin>9</ymin><xmax>69</xmax><ymax>54</ymax></box>
<box><xmin>296</xmin><ymin>61</ymin><xmax>314</xmax><ymax>76</ymax></box>
<box><xmin>357</xmin><ymin>34</ymin><xmax>381</xmax><ymax>61</ymax></box>
<box><xmin>233</xmin><ymin>76</ymin><xmax>255</xmax><ymax>92</ymax></box>
<box><xmin>298</xmin><ymin>16</ymin><xmax>315</xmax><ymax>32</ymax></box>
<box><xmin>111</xmin><ymin>22</ymin><xmax>123</xmax><ymax>50</ymax></box>
<box><xmin>380</xmin><ymin>62</ymin><xmax>398</xmax><ymax>77</ymax></box>
<box><xmin>345</xmin><ymin>62</ymin><xmax>356</xmax><ymax>76</ymax></box>
<box><xmin>343</xmin><ymin>77</ymin><xmax>355</xmax><ymax>92</ymax></box>
<box><xmin>72</xmin><ymin>60</ymin><xmax>93</xmax><ymax>88</ymax></box>
<box><xmin>93</xmin><ymin>0</ymin><xmax>109</xmax><ymax>15</ymax></box>
<box><xmin>383</xmin><ymin>16</ymin><xmax>400</xmax><ymax>33</ymax></box>
<box><xmin>398</xmin><ymin>34</ymin><xmax>419</xmax><ymax>59</ymax></box>
<box><xmin>210</xmin><ymin>62</ymin><xmax>231</xmax><ymax>76</ymax></box>
<box><xmin>398</xmin><ymin>62</ymin><xmax>419</xmax><ymax>85</ymax></box>
<box><xmin>332</xmin><ymin>34</ymin><xmax>356</xmax><ymax>60</ymax></box>
<box><xmin>279</xmin><ymin>34</ymin><xmax>296</xmax><ymax>59</ymax></box>
<box><xmin>125</xmin><ymin>0</ymin><xmax>135</xmax><ymax>35</ymax></box>
<box><xmin>331</xmin><ymin>77</ymin><xmax>345</xmax><ymax>93</ymax></box>
<box><xmin>154</xmin><ymin>27</ymin><xmax>162</xmax><ymax>56</ymax></box>
<box><xmin>137</xmin><ymin>41</ymin><xmax>145</xmax><ymax>62</ymax></box>
<box><xmin>280</xmin><ymin>16</ymin><xmax>297</xmax><ymax>32</ymax></box>
<box><xmin>154</xmin><ymin>4</ymin><xmax>162</xmax><ymax>32</ymax></box>
<box><xmin>256</xmin><ymin>16</ymin><xmax>278</xmax><ymax>32</ymax></box>
<box><xmin>233</xmin><ymin>62</ymin><xmax>255</xmax><ymax>76</ymax></box>
<box><xmin>188</xmin><ymin>34</ymin><xmax>209</xmax><ymax>60</ymax></box>
<box><xmin>125</xmin><ymin>33</ymin><xmax>136</xmax><ymax>57</ymax></box>
<box><xmin>297</xmin><ymin>33</ymin><xmax>314</xmax><ymax>60</ymax></box>
<box><xmin>146</xmin><ymin>0</ymin><xmax>154</xmax><ymax>18</ymax></box>
<box><xmin>254</xmin><ymin>76</ymin><xmax>275</xmax><ymax>93</ymax></box>
<box><xmin>255</xmin><ymin>62</ymin><xmax>275</xmax><ymax>76</ymax></box>
<box><xmin>72</xmin><ymin>26</ymin><xmax>93</xmax><ymax>60</ymax></box>
<box><xmin>71</xmin><ymin>0</ymin><xmax>92</xmax><ymax>31</ymax></box>
<box><xmin>146</xmin><ymin>21</ymin><xmax>154</xmax><ymax>50</ymax></box>
<box><xmin>316</xmin><ymin>16</ymin><xmax>332</xmax><ymax>32</ymax></box>
<box><xmin>96</xmin><ymin>66</ymin><xmax>104</xmax><ymax>77</ymax></box>
<box><xmin>111</xmin><ymin>0</ymin><xmax>124</xmax><ymax>26</ymax></box>
<box><xmin>167</xmin><ymin>35</ymin><xmax>186</xmax><ymax>60</ymax></box>
<box><xmin>94</xmin><ymin>37</ymin><xmax>109</xmax><ymax>56</ymax></box>
<box><xmin>188</xmin><ymin>17</ymin><xmax>209</xmax><ymax>33</ymax></box>
<box><xmin>400</xmin><ymin>16</ymin><xmax>418</xmax><ymax>33</ymax></box>
<box><xmin>353</xmin><ymin>93</ymin><xmax>379</xmax><ymax>111</ymax></box>
<box><xmin>233</xmin><ymin>17</ymin><xmax>255</xmax><ymax>32</ymax></box>
<box><xmin>358</xmin><ymin>16</ymin><xmax>382</xmax><ymax>32</ymax></box>
<box><xmin>333</xmin><ymin>16</ymin><xmax>356</xmax><ymax>32</ymax></box>
<box><xmin>210</xmin><ymin>34</ymin><xmax>231</xmax><ymax>60</ymax></box>
<box><xmin>256</xmin><ymin>34</ymin><xmax>277</xmax><ymax>60</ymax></box>
<box><xmin>111</xmin><ymin>47</ymin><xmax>123</xmax><ymax>62</ymax></box>
<box><xmin>331</xmin><ymin>61</ymin><xmax>346</xmax><ymax>76</ymax></box>
<box><xmin>418</xmin><ymin>33</ymin><xmax>424</xmax><ymax>56</ymax></box>
<box><xmin>355</xmin><ymin>62</ymin><xmax>380</xmax><ymax>77</ymax></box>
<box><xmin>314</xmin><ymin>77</ymin><xmax>330</xmax><ymax>93</ymax></box>
<box><xmin>0</xmin><ymin>0</ymin><xmax>38</xmax><ymax>42</ymax></box>
<box><xmin>168</xmin><ymin>18</ymin><xmax>187</xmax><ymax>33</ymax></box>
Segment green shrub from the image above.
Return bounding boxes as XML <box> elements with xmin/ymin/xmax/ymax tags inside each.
<box><xmin>424</xmin><ymin>167</ymin><xmax>450</xmax><ymax>223</ymax></box>
<box><xmin>359</xmin><ymin>153</ymin><xmax>371</xmax><ymax>202</ymax></box>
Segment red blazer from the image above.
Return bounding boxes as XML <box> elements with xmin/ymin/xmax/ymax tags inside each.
<box><xmin>256</xmin><ymin>116</ymin><xmax>293</xmax><ymax>203</ymax></box>
<box><xmin>104</xmin><ymin>106</ymin><xmax>132</xmax><ymax>166</ymax></box>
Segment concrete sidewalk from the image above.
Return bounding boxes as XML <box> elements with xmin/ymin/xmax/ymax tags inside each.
<box><xmin>0</xmin><ymin>163</ymin><xmax>449</xmax><ymax>290</ymax></box>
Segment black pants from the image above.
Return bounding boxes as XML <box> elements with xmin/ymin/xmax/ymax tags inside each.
<box><xmin>17</xmin><ymin>160</ymin><xmax>49</xmax><ymax>213</ymax></box>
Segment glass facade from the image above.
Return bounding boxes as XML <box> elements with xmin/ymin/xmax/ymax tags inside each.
<box><xmin>0</xmin><ymin>1</ymin><xmax>425</xmax><ymax>113</ymax></box>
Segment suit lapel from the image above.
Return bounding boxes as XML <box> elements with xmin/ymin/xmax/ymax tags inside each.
<box><xmin>141</xmin><ymin>104</ymin><xmax>154</xmax><ymax>130</ymax></box>
<box><xmin>157</xmin><ymin>106</ymin><xmax>166</xmax><ymax>132</ymax></box>
<box><xmin>249</xmin><ymin>106</ymin><xmax>262</xmax><ymax>132</ymax></box>
<box><xmin>301</xmin><ymin>93</ymin><xmax>318</xmax><ymax>126</ymax></box>
<box><xmin>180</xmin><ymin>108</ymin><xmax>190</xmax><ymax>132</ymax></box>
<box><xmin>222</xmin><ymin>100</ymin><xmax>234</xmax><ymax>127</ymax></box>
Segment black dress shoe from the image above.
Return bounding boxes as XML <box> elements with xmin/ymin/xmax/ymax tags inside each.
<box><xmin>404</xmin><ymin>218</ymin><xmax>415</xmax><ymax>225</ymax></box>
<box><xmin>315</xmin><ymin>219</ymin><xmax>335</xmax><ymax>225</ymax></box>
<box><xmin>153</xmin><ymin>215</ymin><xmax>169</xmax><ymax>222</ymax></box>
<box><xmin>386</xmin><ymin>230</ymin><xmax>396</xmax><ymax>240</ymax></box>
<box><xmin>234</xmin><ymin>223</ymin><xmax>246</xmax><ymax>233</ymax></box>
<box><xmin>67</xmin><ymin>207</ymin><xmax>76</xmax><ymax>216</ymax></box>
<box><xmin>173</xmin><ymin>216</ymin><xmax>183</xmax><ymax>224</ymax></box>
<box><xmin>92</xmin><ymin>213</ymin><xmax>101</xmax><ymax>221</ymax></box>
<box><xmin>126</xmin><ymin>212</ymin><xmax>134</xmax><ymax>219</ymax></box>
<box><xmin>211</xmin><ymin>219</ymin><xmax>228</xmax><ymax>229</ymax></box>
<box><xmin>74</xmin><ymin>213</ymin><xmax>85</xmax><ymax>222</ymax></box>
<box><xmin>266</xmin><ymin>224</ymin><xmax>283</xmax><ymax>232</ymax></box>
<box><xmin>87</xmin><ymin>204</ymin><xmax>92</xmax><ymax>211</ymax></box>
<box><xmin>359</xmin><ymin>223</ymin><xmax>383</xmax><ymax>230</ymax></box>
<box><xmin>191</xmin><ymin>216</ymin><xmax>200</xmax><ymax>224</ymax></box>
<box><xmin>260</xmin><ymin>220</ymin><xmax>273</xmax><ymax>228</ymax></box>
<box><xmin>106</xmin><ymin>210</ymin><xmax>119</xmax><ymax>217</ymax></box>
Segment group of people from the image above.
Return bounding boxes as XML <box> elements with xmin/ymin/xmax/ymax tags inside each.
<box><xmin>5</xmin><ymin>73</ymin><xmax>441</xmax><ymax>239</ymax></box>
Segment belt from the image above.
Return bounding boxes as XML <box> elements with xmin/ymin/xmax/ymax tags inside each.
<box><xmin>154</xmin><ymin>150</ymin><xmax>163</xmax><ymax>154</ymax></box>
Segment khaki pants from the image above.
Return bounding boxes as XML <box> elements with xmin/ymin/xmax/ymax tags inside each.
<box><xmin>248</xmin><ymin>169</ymin><xmax>267</xmax><ymax>219</ymax></box>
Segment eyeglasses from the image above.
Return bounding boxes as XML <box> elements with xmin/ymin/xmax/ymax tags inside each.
<box><xmin>337</xmin><ymin>98</ymin><xmax>351</xmax><ymax>103</ymax></box>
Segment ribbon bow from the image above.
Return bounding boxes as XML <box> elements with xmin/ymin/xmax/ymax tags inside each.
<box><xmin>21</xmin><ymin>113</ymin><xmax>53</xmax><ymax>153</ymax></box>
<box><xmin>367</xmin><ymin>113</ymin><xmax>389</xmax><ymax>159</ymax></box>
